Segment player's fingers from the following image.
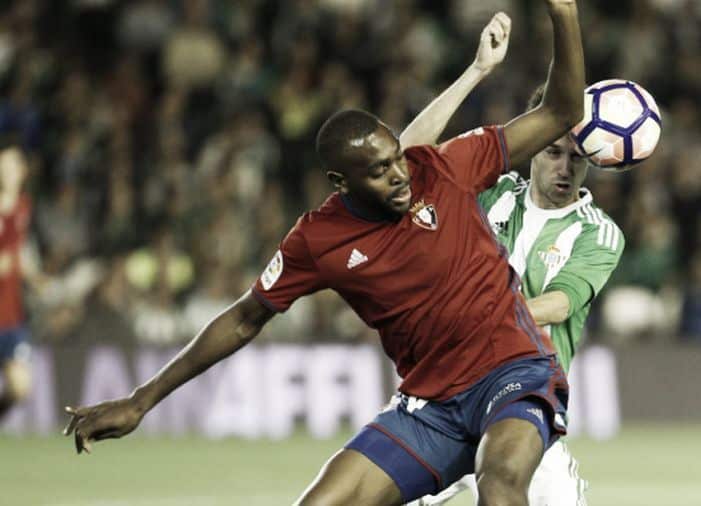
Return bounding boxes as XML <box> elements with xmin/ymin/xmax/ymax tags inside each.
<box><xmin>480</xmin><ymin>27</ymin><xmax>494</xmax><ymax>48</ymax></box>
<box><xmin>495</xmin><ymin>19</ymin><xmax>510</xmax><ymax>40</ymax></box>
<box><xmin>63</xmin><ymin>406</ymin><xmax>84</xmax><ymax>436</ymax></box>
<box><xmin>483</xmin><ymin>27</ymin><xmax>501</xmax><ymax>51</ymax></box>
<box><xmin>494</xmin><ymin>12</ymin><xmax>511</xmax><ymax>32</ymax></box>
<box><xmin>489</xmin><ymin>23</ymin><xmax>504</xmax><ymax>42</ymax></box>
<box><xmin>74</xmin><ymin>430</ymin><xmax>84</xmax><ymax>454</ymax></box>
<box><xmin>488</xmin><ymin>19</ymin><xmax>505</xmax><ymax>41</ymax></box>
<box><xmin>481</xmin><ymin>22</ymin><xmax>492</xmax><ymax>41</ymax></box>
<box><xmin>63</xmin><ymin>416</ymin><xmax>79</xmax><ymax>436</ymax></box>
<box><xmin>65</xmin><ymin>405</ymin><xmax>90</xmax><ymax>417</ymax></box>
<box><xmin>74</xmin><ymin>428</ymin><xmax>94</xmax><ymax>454</ymax></box>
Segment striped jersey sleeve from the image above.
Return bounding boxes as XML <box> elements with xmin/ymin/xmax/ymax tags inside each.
<box><xmin>478</xmin><ymin>170</ymin><xmax>527</xmax><ymax>212</ymax></box>
<box><xmin>544</xmin><ymin>205</ymin><xmax>624</xmax><ymax>316</ymax></box>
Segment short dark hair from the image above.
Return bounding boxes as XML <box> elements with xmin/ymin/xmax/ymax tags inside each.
<box><xmin>316</xmin><ymin>109</ymin><xmax>381</xmax><ymax>170</ymax></box>
<box><xmin>526</xmin><ymin>84</ymin><xmax>546</xmax><ymax>112</ymax></box>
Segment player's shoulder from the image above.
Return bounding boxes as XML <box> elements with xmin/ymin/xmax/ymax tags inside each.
<box><xmin>573</xmin><ymin>192</ymin><xmax>624</xmax><ymax>251</ymax></box>
<box><xmin>493</xmin><ymin>170</ymin><xmax>528</xmax><ymax>195</ymax></box>
<box><xmin>573</xmin><ymin>192</ymin><xmax>621</xmax><ymax>230</ymax></box>
<box><xmin>288</xmin><ymin>193</ymin><xmax>356</xmax><ymax>254</ymax></box>
<box><xmin>406</xmin><ymin>125</ymin><xmax>503</xmax><ymax>161</ymax></box>
<box><xmin>479</xmin><ymin>170</ymin><xmax>528</xmax><ymax>205</ymax></box>
<box><xmin>296</xmin><ymin>193</ymin><xmax>343</xmax><ymax>223</ymax></box>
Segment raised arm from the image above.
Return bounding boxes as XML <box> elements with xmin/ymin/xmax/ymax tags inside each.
<box><xmin>63</xmin><ymin>290</ymin><xmax>274</xmax><ymax>453</ymax></box>
<box><xmin>504</xmin><ymin>0</ymin><xmax>584</xmax><ymax>167</ymax></box>
<box><xmin>399</xmin><ymin>12</ymin><xmax>511</xmax><ymax>149</ymax></box>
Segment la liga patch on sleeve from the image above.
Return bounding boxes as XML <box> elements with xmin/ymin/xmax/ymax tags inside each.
<box><xmin>261</xmin><ymin>250</ymin><xmax>283</xmax><ymax>290</ymax></box>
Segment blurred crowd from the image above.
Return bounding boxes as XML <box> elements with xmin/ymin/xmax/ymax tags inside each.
<box><xmin>1</xmin><ymin>0</ymin><xmax>700</xmax><ymax>347</ymax></box>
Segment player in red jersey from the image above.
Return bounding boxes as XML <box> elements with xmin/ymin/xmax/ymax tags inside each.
<box><xmin>64</xmin><ymin>2</ymin><xmax>584</xmax><ymax>505</ymax></box>
<box><xmin>0</xmin><ymin>138</ymin><xmax>36</xmax><ymax>418</ymax></box>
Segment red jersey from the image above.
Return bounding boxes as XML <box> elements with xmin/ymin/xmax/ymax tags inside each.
<box><xmin>253</xmin><ymin>126</ymin><xmax>555</xmax><ymax>400</ymax></box>
<box><xmin>0</xmin><ymin>193</ymin><xmax>31</xmax><ymax>329</ymax></box>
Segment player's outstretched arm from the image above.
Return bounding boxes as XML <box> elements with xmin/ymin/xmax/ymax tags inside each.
<box><xmin>503</xmin><ymin>0</ymin><xmax>584</xmax><ymax>167</ymax></box>
<box><xmin>63</xmin><ymin>290</ymin><xmax>275</xmax><ymax>454</ymax></box>
<box><xmin>398</xmin><ymin>12</ymin><xmax>511</xmax><ymax>150</ymax></box>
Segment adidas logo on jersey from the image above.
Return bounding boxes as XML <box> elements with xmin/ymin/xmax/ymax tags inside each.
<box><xmin>347</xmin><ymin>248</ymin><xmax>368</xmax><ymax>269</ymax></box>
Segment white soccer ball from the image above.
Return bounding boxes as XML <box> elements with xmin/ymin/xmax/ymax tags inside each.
<box><xmin>571</xmin><ymin>79</ymin><xmax>662</xmax><ymax>171</ymax></box>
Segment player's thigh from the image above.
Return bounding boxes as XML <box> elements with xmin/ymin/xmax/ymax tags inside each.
<box><xmin>2</xmin><ymin>359</ymin><xmax>31</xmax><ymax>400</ymax></box>
<box><xmin>475</xmin><ymin>417</ymin><xmax>543</xmax><ymax>490</ymax></box>
<box><xmin>295</xmin><ymin>448</ymin><xmax>403</xmax><ymax>506</ymax></box>
<box><xmin>529</xmin><ymin>441</ymin><xmax>588</xmax><ymax>506</ymax></box>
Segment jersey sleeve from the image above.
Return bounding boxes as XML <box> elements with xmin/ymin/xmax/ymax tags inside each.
<box><xmin>435</xmin><ymin>125</ymin><xmax>510</xmax><ymax>193</ymax></box>
<box><xmin>478</xmin><ymin>171</ymin><xmax>523</xmax><ymax>212</ymax></box>
<box><xmin>252</xmin><ymin>218</ymin><xmax>326</xmax><ymax>312</ymax></box>
<box><xmin>544</xmin><ymin>222</ymin><xmax>625</xmax><ymax>317</ymax></box>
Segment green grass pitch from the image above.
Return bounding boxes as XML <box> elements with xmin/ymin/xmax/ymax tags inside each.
<box><xmin>1</xmin><ymin>423</ymin><xmax>699</xmax><ymax>505</ymax></box>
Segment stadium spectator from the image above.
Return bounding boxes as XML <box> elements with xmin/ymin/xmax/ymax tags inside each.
<box><xmin>0</xmin><ymin>137</ymin><xmax>41</xmax><ymax>417</ymax></box>
<box><xmin>0</xmin><ymin>0</ymin><xmax>695</xmax><ymax>349</ymax></box>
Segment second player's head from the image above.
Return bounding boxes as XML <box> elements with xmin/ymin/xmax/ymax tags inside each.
<box><xmin>527</xmin><ymin>85</ymin><xmax>588</xmax><ymax>209</ymax></box>
<box><xmin>317</xmin><ymin>109</ymin><xmax>411</xmax><ymax>219</ymax></box>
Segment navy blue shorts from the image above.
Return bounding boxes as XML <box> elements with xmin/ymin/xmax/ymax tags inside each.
<box><xmin>0</xmin><ymin>326</ymin><xmax>31</xmax><ymax>363</ymax></box>
<box><xmin>345</xmin><ymin>355</ymin><xmax>568</xmax><ymax>502</ymax></box>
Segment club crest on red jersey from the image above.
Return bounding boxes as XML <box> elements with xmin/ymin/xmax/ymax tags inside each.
<box><xmin>410</xmin><ymin>200</ymin><xmax>438</xmax><ymax>231</ymax></box>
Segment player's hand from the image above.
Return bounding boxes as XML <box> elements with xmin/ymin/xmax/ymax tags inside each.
<box><xmin>63</xmin><ymin>398</ymin><xmax>144</xmax><ymax>454</ymax></box>
<box><xmin>473</xmin><ymin>12</ymin><xmax>511</xmax><ymax>73</ymax></box>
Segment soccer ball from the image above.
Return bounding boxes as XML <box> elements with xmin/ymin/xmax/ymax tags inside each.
<box><xmin>570</xmin><ymin>79</ymin><xmax>661</xmax><ymax>171</ymax></box>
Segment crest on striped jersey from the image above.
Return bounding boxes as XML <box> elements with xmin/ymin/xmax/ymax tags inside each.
<box><xmin>538</xmin><ymin>245</ymin><xmax>568</xmax><ymax>270</ymax></box>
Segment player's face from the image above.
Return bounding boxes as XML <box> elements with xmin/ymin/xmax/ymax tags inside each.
<box><xmin>530</xmin><ymin>135</ymin><xmax>588</xmax><ymax>208</ymax></box>
<box><xmin>333</xmin><ymin>125</ymin><xmax>411</xmax><ymax>218</ymax></box>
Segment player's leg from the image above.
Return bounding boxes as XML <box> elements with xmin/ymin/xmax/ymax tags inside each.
<box><xmin>473</xmin><ymin>354</ymin><xmax>569</xmax><ymax>506</ymax></box>
<box><xmin>474</xmin><ymin>414</ymin><xmax>543</xmax><ymax>506</ymax></box>
<box><xmin>294</xmin><ymin>448</ymin><xmax>403</xmax><ymax>506</ymax></box>
<box><xmin>414</xmin><ymin>356</ymin><xmax>570</xmax><ymax>506</ymax></box>
<box><xmin>0</xmin><ymin>358</ymin><xmax>31</xmax><ymax>417</ymax></box>
<box><xmin>407</xmin><ymin>474</ymin><xmax>475</xmax><ymax>506</ymax></box>
<box><xmin>298</xmin><ymin>390</ymin><xmax>477</xmax><ymax>505</ymax></box>
<box><xmin>528</xmin><ymin>440</ymin><xmax>588</xmax><ymax>506</ymax></box>
<box><xmin>422</xmin><ymin>441</ymin><xmax>589</xmax><ymax>506</ymax></box>
<box><xmin>0</xmin><ymin>328</ymin><xmax>32</xmax><ymax>418</ymax></box>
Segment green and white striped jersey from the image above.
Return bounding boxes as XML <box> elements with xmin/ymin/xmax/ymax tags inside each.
<box><xmin>478</xmin><ymin>171</ymin><xmax>624</xmax><ymax>372</ymax></box>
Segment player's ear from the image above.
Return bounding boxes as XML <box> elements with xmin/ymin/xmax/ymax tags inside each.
<box><xmin>326</xmin><ymin>171</ymin><xmax>348</xmax><ymax>193</ymax></box>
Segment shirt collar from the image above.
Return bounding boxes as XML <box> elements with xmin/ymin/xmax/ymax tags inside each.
<box><xmin>525</xmin><ymin>183</ymin><xmax>593</xmax><ymax>218</ymax></box>
<box><xmin>340</xmin><ymin>193</ymin><xmax>394</xmax><ymax>222</ymax></box>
